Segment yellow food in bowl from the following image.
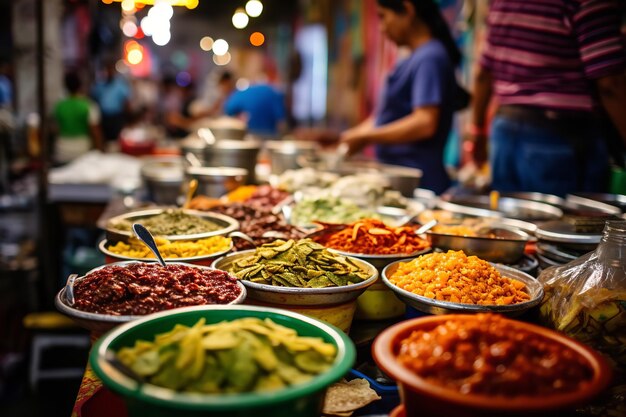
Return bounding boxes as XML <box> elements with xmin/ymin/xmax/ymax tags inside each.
<box><xmin>431</xmin><ymin>225</ymin><xmax>478</xmax><ymax>237</ymax></box>
<box><xmin>108</xmin><ymin>236</ymin><xmax>231</xmax><ymax>259</ymax></box>
<box><xmin>388</xmin><ymin>250</ymin><xmax>529</xmax><ymax>306</ymax></box>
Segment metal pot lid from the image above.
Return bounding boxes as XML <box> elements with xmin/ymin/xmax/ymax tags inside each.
<box><xmin>535</xmin><ymin>242</ymin><xmax>582</xmax><ymax>264</ymax></box>
<box><xmin>567</xmin><ymin>193</ymin><xmax>626</xmax><ymax>214</ymax></box>
<box><xmin>180</xmin><ymin>137</ymin><xmax>206</xmax><ymax>151</ymax></box>
<box><xmin>535</xmin><ymin>220</ymin><xmax>602</xmax><ymax>244</ymax></box>
<box><xmin>140</xmin><ymin>158</ymin><xmax>184</xmax><ymax>182</ymax></box>
<box><xmin>500</xmin><ymin>192</ymin><xmax>566</xmax><ymax>206</ymax></box>
<box><xmin>207</xmin><ymin>139</ymin><xmax>262</xmax><ymax>150</ymax></box>
<box><xmin>438</xmin><ymin>195</ymin><xmax>563</xmax><ymax>221</ymax></box>
<box><xmin>265</xmin><ymin>140</ymin><xmax>318</xmax><ymax>153</ymax></box>
<box><xmin>186</xmin><ymin>166</ymin><xmax>248</xmax><ymax>178</ymax></box>
<box><xmin>503</xmin><ymin>191</ymin><xmax>620</xmax><ymax>216</ymax></box>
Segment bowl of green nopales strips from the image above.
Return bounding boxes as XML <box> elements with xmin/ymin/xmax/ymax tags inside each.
<box><xmin>212</xmin><ymin>239</ymin><xmax>379</xmax><ymax>333</ymax></box>
<box><xmin>91</xmin><ymin>305</ymin><xmax>356</xmax><ymax>417</ymax></box>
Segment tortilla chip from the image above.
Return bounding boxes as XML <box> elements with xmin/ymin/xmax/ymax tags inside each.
<box><xmin>323</xmin><ymin>378</ymin><xmax>381</xmax><ymax>414</ymax></box>
<box><xmin>323</xmin><ymin>412</ymin><xmax>353</xmax><ymax>417</ymax></box>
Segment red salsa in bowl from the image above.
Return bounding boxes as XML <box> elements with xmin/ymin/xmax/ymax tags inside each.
<box><xmin>397</xmin><ymin>314</ymin><xmax>593</xmax><ymax>397</ymax></box>
<box><xmin>373</xmin><ymin>314</ymin><xmax>612</xmax><ymax>416</ymax></box>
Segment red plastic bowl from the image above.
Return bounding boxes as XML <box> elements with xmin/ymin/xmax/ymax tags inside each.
<box><xmin>372</xmin><ymin>315</ymin><xmax>612</xmax><ymax>417</ymax></box>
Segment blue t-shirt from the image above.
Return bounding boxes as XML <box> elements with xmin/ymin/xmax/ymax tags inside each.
<box><xmin>91</xmin><ymin>76</ymin><xmax>131</xmax><ymax>116</ymax></box>
<box><xmin>0</xmin><ymin>75</ymin><xmax>12</xmax><ymax>107</ymax></box>
<box><xmin>375</xmin><ymin>40</ymin><xmax>455</xmax><ymax>194</ymax></box>
<box><xmin>224</xmin><ymin>85</ymin><xmax>286</xmax><ymax>136</ymax></box>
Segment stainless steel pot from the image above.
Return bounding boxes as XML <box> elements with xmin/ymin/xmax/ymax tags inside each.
<box><xmin>140</xmin><ymin>157</ymin><xmax>184</xmax><ymax>205</ymax></box>
<box><xmin>266</xmin><ymin>140</ymin><xmax>319</xmax><ymax>175</ymax></box>
<box><xmin>185</xmin><ymin>166</ymin><xmax>248</xmax><ymax>198</ymax></box>
<box><xmin>203</xmin><ymin>140</ymin><xmax>260</xmax><ymax>184</ymax></box>
<box><xmin>180</xmin><ymin>137</ymin><xmax>206</xmax><ymax>166</ymax></box>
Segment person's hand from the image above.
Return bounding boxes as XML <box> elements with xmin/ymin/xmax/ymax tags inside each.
<box><xmin>339</xmin><ymin>127</ymin><xmax>370</xmax><ymax>156</ymax></box>
<box><xmin>464</xmin><ymin>125</ymin><xmax>488</xmax><ymax>167</ymax></box>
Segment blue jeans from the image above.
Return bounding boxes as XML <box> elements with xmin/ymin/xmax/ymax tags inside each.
<box><xmin>490</xmin><ymin>115</ymin><xmax>610</xmax><ymax>197</ymax></box>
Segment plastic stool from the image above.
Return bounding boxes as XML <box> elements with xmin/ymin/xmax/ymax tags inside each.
<box><xmin>29</xmin><ymin>334</ymin><xmax>90</xmax><ymax>389</ymax></box>
<box><xmin>24</xmin><ymin>312</ymin><xmax>89</xmax><ymax>390</ymax></box>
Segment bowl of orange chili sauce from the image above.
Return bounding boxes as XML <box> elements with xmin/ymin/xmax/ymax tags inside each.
<box><xmin>373</xmin><ymin>313</ymin><xmax>612</xmax><ymax>417</ymax></box>
<box><xmin>308</xmin><ymin>219</ymin><xmax>431</xmax><ymax>320</ymax></box>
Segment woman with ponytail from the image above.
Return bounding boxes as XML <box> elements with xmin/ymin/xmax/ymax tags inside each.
<box><xmin>340</xmin><ymin>0</ymin><xmax>464</xmax><ymax>194</ymax></box>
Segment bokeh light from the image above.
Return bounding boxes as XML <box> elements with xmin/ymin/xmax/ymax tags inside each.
<box><xmin>153</xmin><ymin>1</ymin><xmax>174</xmax><ymax>20</ymax></box>
<box><xmin>140</xmin><ymin>16</ymin><xmax>154</xmax><ymax>36</ymax></box>
<box><xmin>245</xmin><ymin>0</ymin><xmax>263</xmax><ymax>18</ymax></box>
<box><xmin>213</xmin><ymin>52</ymin><xmax>231</xmax><ymax>66</ymax></box>
<box><xmin>127</xmin><ymin>49</ymin><xmax>143</xmax><ymax>65</ymax></box>
<box><xmin>176</xmin><ymin>71</ymin><xmax>192</xmax><ymax>87</ymax></box>
<box><xmin>172</xmin><ymin>50</ymin><xmax>189</xmax><ymax>69</ymax></box>
<box><xmin>115</xmin><ymin>60</ymin><xmax>127</xmax><ymax>73</ymax></box>
<box><xmin>122</xmin><ymin>21</ymin><xmax>138</xmax><ymax>37</ymax></box>
<box><xmin>186</xmin><ymin>0</ymin><xmax>199</xmax><ymax>9</ymax></box>
<box><xmin>134</xmin><ymin>27</ymin><xmax>145</xmax><ymax>39</ymax></box>
<box><xmin>236</xmin><ymin>78</ymin><xmax>250</xmax><ymax>91</ymax></box>
<box><xmin>232</xmin><ymin>8</ymin><xmax>249</xmax><ymax>30</ymax></box>
<box><xmin>200</xmin><ymin>36</ymin><xmax>214</xmax><ymax>51</ymax></box>
<box><xmin>121</xmin><ymin>0</ymin><xmax>136</xmax><ymax>12</ymax></box>
<box><xmin>249</xmin><ymin>31</ymin><xmax>265</xmax><ymax>47</ymax></box>
<box><xmin>212</xmin><ymin>39</ymin><xmax>229</xmax><ymax>56</ymax></box>
<box><xmin>153</xmin><ymin>30</ymin><xmax>171</xmax><ymax>46</ymax></box>
<box><xmin>124</xmin><ymin>40</ymin><xmax>141</xmax><ymax>53</ymax></box>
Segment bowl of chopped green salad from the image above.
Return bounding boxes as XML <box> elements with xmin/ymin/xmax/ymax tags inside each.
<box><xmin>91</xmin><ymin>305</ymin><xmax>355</xmax><ymax>417</ymax></box>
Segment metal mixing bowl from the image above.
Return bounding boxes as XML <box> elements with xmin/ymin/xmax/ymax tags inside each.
<box><xmin>55</xmin><ymin>261</ymin><xmax>247</xmax><ymax>334</ymax></box>
<box><xmin>382</xmin><ymin>261</ymin><xmax>544</xmax><ymax>316</ymax></box>
<box><xmin>426</xmin><ymin>226</ymin><xmax>530</xmax><ymax>264</ymax></box>
<box><xmin>186</xmin><ymin>166</ymin><xmax>248</xmax><ymax>198</ymax></box>
<box><xmin>105</xmin><ymin>208</ymin><xmax>239</xmax><ymax>242</ymax></box>
<box><xmin>212</xmin><ymin>250</ymin><xmax>378</xmax><ymax>306</ymax></box>
<box><xmin>438</xmin><ymin>195</ymin><xmax>563</xmax><ymax>221</ymax></box>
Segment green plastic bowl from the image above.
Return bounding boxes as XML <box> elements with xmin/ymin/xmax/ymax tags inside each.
<box><xmin>90</xmin><ymin>305</ymin><xmax>356</xmax><ymax>417</ymax></box>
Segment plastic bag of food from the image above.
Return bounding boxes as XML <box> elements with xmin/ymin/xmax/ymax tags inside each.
<box><xmin>539</xmin><ymin>220</ymin><xmax>626</xmax><ymax>415</ymax></box>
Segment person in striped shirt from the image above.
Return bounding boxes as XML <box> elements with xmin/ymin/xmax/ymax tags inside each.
<box><xmin>468</xmin><ymin>0</ymin><xmax>626</xmax><ymax>196</ymax></box>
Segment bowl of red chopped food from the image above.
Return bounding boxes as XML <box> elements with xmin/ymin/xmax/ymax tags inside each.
<box><xmin>55</xmin><ymin>261</ymin><xmax>246</xmax><ymax>336</ymax></box>
<box><xmin>372</xmin><ymin>313</ymin><xmax>612</xmax><ymax>417</ymax></box>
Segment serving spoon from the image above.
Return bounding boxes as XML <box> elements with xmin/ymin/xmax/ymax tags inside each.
<box><xmin>132</xmin><ymin>223</ymin><xmax>167</xmax><ymax>267</ymax></box>
<box><xmin>65</xmin><ymin>273</ymin><xmax>78</xmax><ymax>306</ymax></box>
<box><xmin>183</xmin><ymin>178</ymin><xmax>199</xmax><ymax>209</ymax></box>
<box><xmin>228</xmin><ymin>231</ymin><xmax>256</xmax><ymax>246</ymax></box>
<box><xmin>415</xmin><ymin>219</ymin><xmax>438</xmax><ymax>235</ymax></box>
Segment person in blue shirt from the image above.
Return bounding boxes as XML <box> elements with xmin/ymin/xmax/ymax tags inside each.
<box><xmin>91</xmin><ymin>61</ymin><xmax>131</xmax><ymax>141</ymax></box>
<box><xmin>340</xmin><ymin>0</ymin><xmax>465</xmax><ymax>194</ymax></box>
<box><xmin>0</xmin><ymin>60</ymin><xmax>13</xmax><ymax>109</ymax></box>
<box><xmin>224</xmin><ymin>81</ymin><xmax>286</xmax><ymax>138</ymax></box>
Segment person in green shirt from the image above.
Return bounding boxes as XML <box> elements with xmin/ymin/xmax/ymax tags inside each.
<box><xmin>53</xmin><ymin>71</ymin><xmax>103</xmax><ymax>164</ymax></box>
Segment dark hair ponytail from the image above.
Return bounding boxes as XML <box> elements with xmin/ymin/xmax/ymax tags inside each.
<box><xmin>377</xmin><ymin>0</ymin><xmax>461</xmax><ymax>66</ymax></box>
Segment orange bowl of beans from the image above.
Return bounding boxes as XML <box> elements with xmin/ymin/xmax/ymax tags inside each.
<box><xmin>372</xmin><ymin>314</ymin><xmax>612</xmax><ymax>417</ymax></box>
